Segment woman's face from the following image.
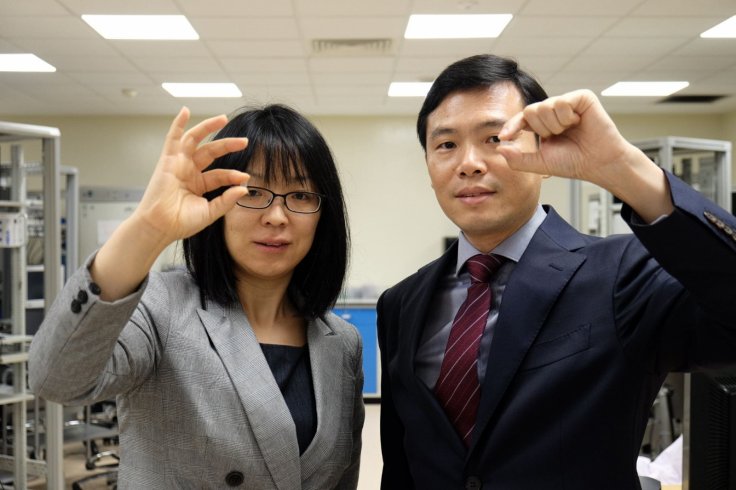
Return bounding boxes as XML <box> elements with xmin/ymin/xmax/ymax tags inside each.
<box><xmin>223</xmin><ymin>159</ymin><xmax>321</xmax><ymax>285</ymax></box>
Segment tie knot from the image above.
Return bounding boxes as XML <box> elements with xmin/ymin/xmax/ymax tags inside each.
<box><xmin>466</xmin><ymin>254</ymin><xmax>503</xmax><ymax>284</ymax></box>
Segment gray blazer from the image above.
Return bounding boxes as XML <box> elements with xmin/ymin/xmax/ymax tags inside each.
<box><xmin>28</xmin><ymin>259</ymin><xmax>364</xmax><ymax>490</ymax></box>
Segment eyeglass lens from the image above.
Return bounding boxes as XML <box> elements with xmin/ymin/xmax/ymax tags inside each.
<box><xmin>237</xmin><ymin>187</ymin><xmax>321</xmax><ymax>213</ymax></box>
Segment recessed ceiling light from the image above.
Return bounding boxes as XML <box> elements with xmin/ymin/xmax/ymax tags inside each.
<box><xmin>161</xmin><ymin>83</ymin><xmax>242</xmax><ymax>98</ymax></box>
<box><xmin>81</xmin><ymin>15</ymin><xmax>199</xmax><ymax>40</ymax></box>
<box><xmin>601</xmin><ymin>81</ymin><xmax>689</xmax><ymax>97</ymax></box>
<box><xmin>700</xmin><ymin>15</ymin><xmax>736</xmax><ymax>38</ymax></box>
<box><xmin>404</xmin><ymin>14</ymin><xmax>512</xmax><ymax>39</ymax></box>
<box><xmin>388</xmin><ymin>82</ymin><xmax>433</xmax><ymax>97</ymax></box>
<box><xmin>0</xmin><ymin>54</ymin><xmax>56</xmax><ymax>72</ymax></box>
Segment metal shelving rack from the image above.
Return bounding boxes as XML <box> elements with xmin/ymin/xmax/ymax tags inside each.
<box><xmin>0</xmin><ymin>121</ymin><xmax>70</xmax><ymax>490</ymax></box>
<box><xmin>571</xmin><ymin>136</ymin><xmax>732</xmax><ymax>236</ymax></box>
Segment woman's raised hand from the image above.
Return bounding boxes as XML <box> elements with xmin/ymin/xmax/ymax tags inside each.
<box><xmin>133</xmin><ymin>107</ymin><xmax>250</xmax><ymax>245</ymax></box>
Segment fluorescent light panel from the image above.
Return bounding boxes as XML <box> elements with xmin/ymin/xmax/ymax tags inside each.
<box><xmin>601</xmin><ymin>81</ymin><xmax>689</xmax><ymax>97</ymax></box>
<box><xmin>700</xmin><ymin>15</ymin><xmax>736</xmax><ymax>38</ymax></box>
<box><xmin>0</xmin><ymin>53</ymin><xmax>56</xmax><ymax>72</ymax></box>
<box><xmin>162</xmin><ymin>83</ymin><xmax>242</xmax><ymax>98</ymax></box>
<box><xmin>405</xmin><ymin>14</ymin><xmax>512</xmax><ymax>39</ymax></box>
<box><xmin>388</xmin><ymin>82</ymin><xmax>433</xmax><ymax>97</ymax></box>
<box><xmin>82</xmin><ymin>15</ymin><xmax>199</xmax><ymax>40</ymax></box>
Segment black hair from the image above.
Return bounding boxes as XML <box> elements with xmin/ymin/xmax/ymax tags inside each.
<box><xmin>182</xmin><ymin>104</ymin><xmax>349</xmax><ymax>319</ymax></box>
<box><xmin>417</xmin><ymin>54</ymin><xmax>549</xmax><ymax>151</ymax></box>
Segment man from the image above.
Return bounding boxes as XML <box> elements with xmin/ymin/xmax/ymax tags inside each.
<box><xmin>377</xmin><ymin>54</ymin><xmax>736</xmax><ymax>489</ymax></box>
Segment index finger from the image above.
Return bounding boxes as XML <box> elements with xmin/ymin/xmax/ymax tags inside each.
<box><xmin>161</xmin><ymin>106</ymin><xmax>191</xmax><ymax>156</ymax></box>
<box><xmin>498</xmin><ymin>110</ymin><xmax>529</xmax><ymax>141</ymax></box>
<box><xmin>181</xmin><ymin>114</ymin><xmax>230</xmax><ymax>155</ymax></box>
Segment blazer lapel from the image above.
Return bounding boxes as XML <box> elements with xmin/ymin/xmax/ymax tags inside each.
<box><xmin>471</xmin><ymin>209</ymin><xmax>587</xmax><ymax>452</ymax></box>
<box><xmin>398</xmin><ymin>244</ymin><xmax>466</xmax><ymax>448</ymax></box>
<box><xmin>300</xmin><ymin>316</ymin><xmax>344</xmax><ymax>480</ymax></box>
<box><xmin>197</xmin><ymin>303</ymin><xmax>301</xmax><ymax>490</ymax></box>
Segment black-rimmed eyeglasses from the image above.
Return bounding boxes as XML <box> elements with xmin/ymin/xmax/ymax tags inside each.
<box><xmin>235</xmin><ymin>186</ymin><xmax>325</xmax><ymax>214</ymax></box>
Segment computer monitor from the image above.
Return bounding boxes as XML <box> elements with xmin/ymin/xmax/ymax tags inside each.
<box><xmin>684</xmin><ymin>369</ymin><xmax>736</xmax><ymax>489</ymax></box>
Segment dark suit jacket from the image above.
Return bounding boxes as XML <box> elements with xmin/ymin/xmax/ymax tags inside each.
<box><xmin>377</xmin><ymin>173</ymin><xmax>736</xmax><ymax>490</ymax></box>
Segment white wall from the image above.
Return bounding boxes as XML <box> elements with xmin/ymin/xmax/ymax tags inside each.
<box><xmin>2</xmin><ymin>109</ymin><xmax>735</xmax><ymax>292</ymax></box>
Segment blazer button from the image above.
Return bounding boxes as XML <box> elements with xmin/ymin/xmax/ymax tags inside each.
<box><xmin>71</xmin><ymin>299</ymin><xmax>81</xmax><ymax>313</ymax></box>
<box><xmin>77</xmin><ymin>290</ymin><xmax>89</xmax><ymax>304</ymax></box>
<box><xmin>89</xmin><ymin>282</ymin><xmax>102</xmax><ymax>295</ymax></box>
<box><xmin>465</xmin><ymin>476</ymin><xmax>483</xmax><ymax>490</ymax></box>
<box><xmin>225</xmin><ymin>471</ymin><xmax>244</xmax><ymax>487</ymax></box>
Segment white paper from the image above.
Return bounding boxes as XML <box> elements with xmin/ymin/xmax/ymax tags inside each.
<box><xmin>637</xmin><ymin>435</ymin><xmax>682</xmax><ymax>485</ymax></box>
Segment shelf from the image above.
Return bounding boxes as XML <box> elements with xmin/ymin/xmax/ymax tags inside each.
<box><xmin>0</xmin><ymin>334</ymin><xmax>33</xmax><ymax>346</ymax></box>
<box><xmin>0</xmin><ymin>352</ymin><xmax>29</xmax><ymax>364</ymax></box>
<box><xmin>0</xmin><ymin>392</ymin><xmax>34</xmax><ymax>406</ymax></box>
<box><xmin>0</xmin><ymin>200</ymin><xmax>23</xmax><ymax>208</ymax></box>
<box><xmin>0</xmin><ymin>455</ymin><xmax>47</xmax><ymax>478</ymax></box>
<box><xmin>25</xmin><ymin>299</ymin><xmax>44</xmax><ymax>309</ymax></box>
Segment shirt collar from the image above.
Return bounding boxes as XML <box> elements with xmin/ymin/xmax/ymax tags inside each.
<box><xmin>455</xmin><ymin>204</ymin><xmax>547</xmax><ymax>275</ymax></box>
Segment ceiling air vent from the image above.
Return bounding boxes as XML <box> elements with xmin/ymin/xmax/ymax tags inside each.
<box><xmin>311</xmin><ymin>38</ymin><xmax>393</xmax><ymax>56</ymax></box>
<box><xmin>657</xmin><ymin>95</ymin><xmax>726</xmax><ymax>104</ymax></box>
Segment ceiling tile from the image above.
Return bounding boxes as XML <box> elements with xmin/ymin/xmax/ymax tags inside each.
<box><xmin>218</xmin><ymin>57</ymin><xmax>308</xmax><ymax>73</ymax></box>
<box><xmin>308</xmin><ymin>57</ymin><xmax>395</xmax><ymax>73</ymax></box>
<box><xmin>229</xmin><ymin>72</ymin><xmax>312</xmax><ymax>86</ymax></box>
<box><xmin>581</xmin><ymin>38</ymin><xmax>689</xmax><ymax>57</ymax></box>
<box><xmin>673</xmin><ymin>38</ymin><xmax>736</xmax><ymax>58</ymax></box>
<box><xmin>411</xmin><ymin>0</ymin><xmax>527</xmax><ymax>14</ymax></box>
<box><xmin>57</xmin><ymin>0</ymin><xmax>181</xmax><ymax>15</ymax></box>
<box><xmin>605</xmin><ymin>17</ymin><xmax>726</xmax><ymax>38</ymax></box>
<box><xmin>313</xmin><ymin>84</ymin><xmax>387</xmax><ymax>96</ymax></box>
<box><xmin>111</xmin><ymin>40</ymin><xmax>212</xmax><ymax>58</ymax></box>
<box><xmin>310</xmin><ymin>72</ymin><xmax>392</xmax><ymax>85</ymax></box>
<box><xmin>178</xmin><ymin>0</ymin><xmax>294</xmax><ymax>16</ymax></box>
<box><xmin>521</xmin><ymin>0</ymin><xmax>642</xmax><ymax>15</ymax></box>
<box><xmin>394</xmin><ymin>56</ymin><xmax>460</xmax><ymax>72</ymax></box>
<box><xmin>503</xmin><ymin>16</ymin><xmax>619</xmax><ymax>37</ymax></box>
<box><xmin>399</xmin><ymin>39</ymin><xmax>495</xmax><ymax>57</ymax></box>
<box><xmin>48</xmin><ymin>55</ymin><xmax>140</xmax><ymax>72</ymax></box>
<box><xmin>564</xmin><ymin>55</ymin><xmax>659</xmax><ymax>73</ymax></box>
<box><xmin>507</xmin><ymin>55</ymin><xmax>573</xmax><ymax>73</ymax></box>
<box><xmin>493</xmin><ymin>37</ymin><xmax>593</xmax><ymax>56</ymax></box>
<box><xmin>294</xmin><ymin>0</ymin><xmax>411</xmax><ymax>16</ymax></box>
<box><xmin>133</xmin><ymin>57</ymin><xmax>225</xmax><ymax>74</ymax></box>
<box><xmin>631</xmin><ymin>0</ymin><xmax>736</xmax><ymax>17</ymax></box>
<box><xmin>299</xmin><ymin>17</ymin><xmax>406</xmax><ymax>40</ymax></box>
<box><xmin>65</xmin><ymin>72</ymin><xmax>152</xmax><ymax>86</ymax></box>
<box><xmin>207</xmin><ymin>40</ymin><xmax>304</xmax><ymax>58</ymax></box>
<box><xmin>0</xmin><ymin>16</ymin><xmax>98</xmax><ymax>39</ymax></box>
<box><xmin>0</xmin><ymin>0</ymin><xmax>68</xmax><ymax>15</ymax></box>
<box><xmin>10</xmin><ymin>37</ymin><xmax>119</xmax><ymax>57</ymax></box>
<box><xmin>645</xmin><ymin>55</ymin><xmax>736</xmax><ymax>72</ymax></box>
<box><xmin>191</xmin><ymin>17</ymin><xmax>300</xmax><ymax>40</ymax></box>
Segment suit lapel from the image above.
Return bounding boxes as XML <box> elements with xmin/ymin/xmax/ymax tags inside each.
<box><xmin>197</xmin><ymin>303</ymin><xmax>301</xmax><ymax>490</ymax></box>
<box><xmin>471</xmin><ymin>210</ymin><xmax>587</xmax><ymax>452</ymax></box>
<box><xmin>398</xmin><ymin>244</ymin><xmax>467</xmax><ymax>448</ymax></box>
<box><xmin>300</xmin><ymin>316</ymin><xmax>344</xmax><ymax>480</ymax></box>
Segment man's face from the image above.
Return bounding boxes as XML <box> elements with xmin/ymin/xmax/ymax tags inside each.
<box><xmin>424</xmin><ymin>83</ymin><xmax>542</xmax><ymax>252</ymax></box>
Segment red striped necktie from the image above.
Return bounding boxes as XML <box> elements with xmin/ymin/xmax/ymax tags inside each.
<box><xmin>434</xmin><ymin>253</ymin><xmax>504</xmax><ymax>447</ymax></box>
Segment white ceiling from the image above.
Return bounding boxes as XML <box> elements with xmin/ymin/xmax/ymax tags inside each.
<box><xmin>1</xmin><ymin>0</ymin><xmax>735</xmax><ymax>117</ymax></box>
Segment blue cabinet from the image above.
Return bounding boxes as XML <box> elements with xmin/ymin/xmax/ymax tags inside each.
<box><xmin>333</xmin><ymin>302</ymin><xmax>379</xmax><ymax>398</ymax></box>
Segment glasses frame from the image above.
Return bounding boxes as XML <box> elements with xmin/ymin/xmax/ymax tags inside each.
<box><xmin>235</xmin><ymin>186</ymin><xmax>325</xmax><ymax>214</ymax></box>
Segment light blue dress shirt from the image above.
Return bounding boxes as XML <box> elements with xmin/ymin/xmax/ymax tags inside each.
<box><xmin>415</xmin><ymin>205</ymin><xmax>547</xmax><ymax>388</ymax></box>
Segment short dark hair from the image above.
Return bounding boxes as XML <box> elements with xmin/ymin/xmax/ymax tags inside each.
<box><xmin>417</xmin><ymin>54</ymin><xmax>549</xmax><ymax>151</ymax></box>
<box><xmin>183</xmin><ymin>104</ymin><xmax>350</xmax><ymax>319</ymax></box>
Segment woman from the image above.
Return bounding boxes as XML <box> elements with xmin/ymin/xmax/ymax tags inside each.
<box><xmin>28</xmin><ymin>105</ymin><xmax>364</xmax><ymax>489</ymax></box>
